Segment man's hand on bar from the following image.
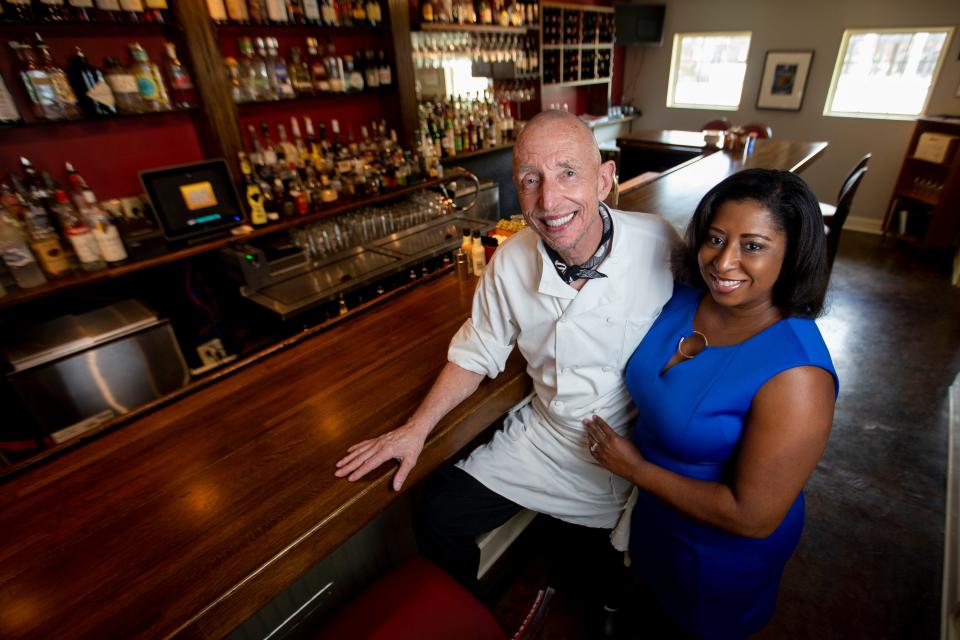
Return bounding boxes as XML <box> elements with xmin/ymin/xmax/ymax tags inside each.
<box><xmin>335</xmin><ymin>424</ymin><xmax>428</xmax><ymax>491</ymax></box>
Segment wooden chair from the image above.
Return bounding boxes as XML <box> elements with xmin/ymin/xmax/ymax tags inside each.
<box><xmin>702</xmin><ymin>118</ymin><xmax>731</xmax><ymax>131</ymax></box>
<box><xmin>824</xmin><ymin>166</ymin><xmax>869</xmax><ymax>269</ymax></box>
<box><xmin>314</xmin><ymin>556</ymin><xmax>555</xmax><ymax>640</ymax></box>
<box><xmin>742</xmin><ymin>122</ymin><xmax>773</xmax><ymax>139</ymax></box>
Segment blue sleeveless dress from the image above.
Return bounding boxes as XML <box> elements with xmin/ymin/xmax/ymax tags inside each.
<box><xmin>625</xmin><ymin>283</ymin><xmax>838</xmax><ymax>639</ymax></box>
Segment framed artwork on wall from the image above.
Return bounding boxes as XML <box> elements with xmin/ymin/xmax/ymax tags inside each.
<box><xmin>756</xmin><ymin>50</ymin><xmax>814</xmax><ymax>111</ymax></box>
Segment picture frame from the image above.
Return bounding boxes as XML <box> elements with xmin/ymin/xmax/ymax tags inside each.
<box><xmin>756</xmin><ymin>50</ymin><xmax>814</xmax><ymax>111</ymax></box>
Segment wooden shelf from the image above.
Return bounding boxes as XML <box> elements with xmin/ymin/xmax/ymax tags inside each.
<box><xmin>0</xmin><ymin>170</ymin><xmax>460</xmax><ymax>310</ymax></box>
<box><xmin>0</xmin><ymin>18</ymin><xmax>179</xmax><ymax>30</ymax></box>
<box><xmin>235</xmin><ymin>85</ymin><xmax>396</xmax><ymax>109</ymax></box>
<box><xmin>213</xmin><ymin>21</ymin><xmax>391</xmax><ymax>33</ymax></box>
<box><xmin>543</xmin><ymin>77</ymin><xmax>610</xmax><ymax>88</ymax></box>
<box><xmin>0</xmin><ymin>105</ymin><xmax>198</xmax><ymax>129</ymax></box>
<box><xmin>894</xmin><ymin>190</ymin><xmax>941</xmax><ymax>207</ymax></box>
<box><xmin>418</xmin><ymin>22</ymin><xmax>530</xmax><ymax>34</ymax></box>
<box><xmin>907</xmin><ymin>155</ymin><xmax>954</xmax><ymax>167</ymax></box>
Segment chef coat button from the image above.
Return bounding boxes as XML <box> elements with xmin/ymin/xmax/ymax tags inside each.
<box><xmin>606</xmin><ymin>317</ymin><xmax>614</xmax><ymax>324</ymax></box>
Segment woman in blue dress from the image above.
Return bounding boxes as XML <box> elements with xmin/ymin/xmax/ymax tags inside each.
<box><xmin>585</xmin><ymin>169</ymin><xmax>839</xmax><ymax>639</ymax></box>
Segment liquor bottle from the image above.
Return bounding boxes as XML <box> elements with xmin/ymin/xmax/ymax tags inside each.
<box><xmin>67</xmin><ymin>48</ymin><xmax>117</xmax><ymax>117</ymax></box>
<box><xmin>478</xmin><ymin>0</ymin><xmax>492</xmax><ymax>24</ymax></box>
<box><xmin>350</xmin><ymin>0</ymin><xmax>364</xmax><ymax>23</ymax></box>
<box><xmin>0</xmin><ymin>75</ymin><xmax>22</xmax><ymax>125</ymax></box>
<box><xmin>343</xmin><ymin>53</ymin><xmax>363</xmax><ymax>92</ymax></box>
<box><xmin>104</xmin><ymin>57</ymin><xmax>144</xmax><ymax>113</ymax></box>
<box><xmin>206</xmin><ymin>0</ymin><xmax>228</xmax><ymax>21</ymax></box>
<box><xmin>285</xmin><ymin>0</ymin><xmax>303</xmax><ymax>23</ymax></box>
<box><xmin>0</xmin><ymin>206</ymin><xmax>47</xmax><ymax>289</ymax></box>
<box><xmin>35</xmin><ymin>36</ymin><xmax>83</xmax><ymax>120</ymax></box>
<box><xmin>287</xmin><ymin>47</ymin><xmax>313</xmax><ymax>96</ymax></box>
<box><xmin>65</xmin><ymin>162</ymin><xmax>127</xmax><ymax>263</ymax></box>
<box><xmin>364</xmin><ymin>0</ymin><xmax>380</xmax><ymax>26</ymax></box>
<box><xmin>420</xmin><ymin>0</ymin><xmax>434</xmax><ymax>22</ymax></box>
<box><xmin>338</xmin><ymin>0</ymin><xmax>351</xmax><ymax>25</ymax></box>
<box><xmin>68</xmin><ymin>0</ymin><xmax>95</xmax><ymax>21</ymax></box>
<box><xmin>289</xmin><ymin>117</ymin><xmax>308</xmax><ymax>164</ymax></box>
<box><xmin>144</xmin><ymin>0</ymin><xmax>170</xmax><ymax>23</ymax></box>
<box><xmin>306</xmin><ymin>38</ymin><xmax>330</xmax><ymax>93</ymax></box>
<box><xmin>276</xmin><ymin>123</ymin><xmax>298</xmax><ymax>167</ymax></box>
<box><xmin>238</xmin><ymin>152</ymin><xmax>268</xmax><ymax>226</ymax></box>
<box><xmin>52</xmin><ymin>189</ymin><xmax>105</xmax><ymax>272</ymax></box>
<box><xmin>119</xmin><ymin>0</ymin><xmax>145</xmax><ymax>23</ymax></box>
<box><xmin>94</xmin><ymin>0</ymin><xmax>123</xmax><ymax>22</ymax></box>
<box><xmin>265</xmin><ymin>38</ymin><xmax>295</xmax><ymax>99</ymax></box>
<box><xmin>4</xmin><ymin>0</ymin><xmax>34</xmax><ymax>22</ymax></box>
<box><xmin>377</xmin><ymin>50</ymin><xmax>392</xmax><ymax>86</ymax></box>
<box><xmin>324</xmin><ymin>38</ymin><xmax>345</xmax><ymax>93</ymax></box>
<box><xmin>22</xmin><ymin>193</ymin><xmax>71</xmax><ymax>279</ymax></box>
<box><xmin>38</xmin><ymin>0</ymin><xmax>69</xmax><ymax>21</ymax></box>
<box><xmin>301</xmin><ymin>0</ymin><xmax>320</xmax><ymax>23</ymax></box>
<box><xmin>319</xmin><ymin>0</ymin><xmax>337</xmax><ymax>25</ymax></box>
<box><xmin>164</xmin><ymin>42</ymin><xmax>196</xmax><ymax>108</ymax></box>
<box><xmin>265</xmin><ymin>0</ymin><xmax>287</xmax><ymax>22</ymax></box>
<box><xmin>363</xmin><ymin>50</ymin><xmax>379</xmax><ymax>89</ymax></box>
<box><xmin>246</xmin><ymin>38</ymin><xmax>274</xmax><ymax>100</ymax></box>
<box><xmin>128</xmin><ymin>43</ymin><xmax>171</xmax><ymax>111</ymax></box>
<box><xmin>259</xmin><ymin>121</ymin><xmax>278</xmax><ymax>167</ymax></box>
<box><xmin>225</xmin><ymin>0</ymin><xmax>248</xmax><ymax>22</ymax></box>
<box><xmin>247</xmin><ymin>0</ymin><xmax>266</xmax><ymax>23</ymax></box>
<box><xmin>10</xmin><ymin>43</ymin><xmax>66</xmax><ymax>121</ymax></box>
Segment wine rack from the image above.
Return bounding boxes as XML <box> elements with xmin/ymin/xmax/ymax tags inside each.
<box><xmin>540</xmin><ymin>2</ymin><xmax>613</xmax><ymax>88</ymax></box>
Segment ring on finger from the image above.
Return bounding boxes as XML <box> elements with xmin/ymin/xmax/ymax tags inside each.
<box><xmin>590</xmin><ymin>441</ymin><xmax>599</xmax><ymax>452</ymax></box>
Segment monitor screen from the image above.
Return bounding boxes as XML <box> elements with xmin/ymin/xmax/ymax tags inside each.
<box><xmin>139</xmin><ymin>159</ymin><xmax>244</xmax><ymax>242</ymax></box>
<box><xmin>614</xmin><ymin>3</ymin><xmax>666</xmax><ymax>46</ymax></box>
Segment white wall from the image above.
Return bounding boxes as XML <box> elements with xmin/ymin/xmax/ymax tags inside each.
<box><xmin>622</xmin><ymin>0</ymin><xmax>960</xmax><ymax>231</ymax></box>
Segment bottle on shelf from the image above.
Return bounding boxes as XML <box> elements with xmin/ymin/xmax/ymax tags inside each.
<box><xmin>103</xmin><ymin>56</ymin><xmax>145</xmax><ymax>113</ymax></box>
<box><xmin>206</xmin><ymin>0</ymin><xmax>228</xmax><ymax>22</ymax></box>
<box><xmin>65</xmin><ymin>162</ymin><xmax>128</xmax><ymax>264</ymax></box>
<box><xmin>238</xmin><ymin>151</ymin><xmax>269</xmax><ymax>226</ymax></box>
<box><xmin>363</xmin><ymin>50</ymin><xmax>379</xmax><ymax>89</ymax></box>
<box><xmin>248</xmin><ymin>37</ymin><xmax>277</xmax><ymax>100</ymax></box>
<box><xmin>365</xmin><ymin>0</ymin><xmax>381</xmax><ymax>26</ymax></box>
<box><xmin>22</xmin><ymin>192</ymin><xmax>71</xmax><ymax>279</ymax></box>
<box><xmin>10</xmin><ymin>42</ymin><xmax>66</xmax><ymax>121</ymax></box>
<box><xmin>67</xmin><ymin>0</ymin><xmax>95</xmax><ymax>21</ymax></box>
<box><xmin>343</xmin><ymin>52</ymin><xmax>364</xmax><ymax>92</ymax></box>
<box><xmin>420</xmin><ymin>0</ymin><xmax>434</xmax><ymax>23</ymax></box>
<box><xmin>35</xmin><ymin>35</ymin><xmax>83</xmax><ymax>120</ymax></box>
<box><xmin>164</xmin><ymin>42</ymin><xmax>196</xmax><ymax>108</ymax></box>
<box><xmin>470</xmin><ymin>229</ymin><xmax>485</xmax><ymax>274</ymax></box>
<box><xmin>4</xmin><ymin>0</ymin><xmax>34</xmax><ymax>22</ymax></box>
<box><xmin>324</xmin><ymin>38</ymin><xmax>345</xmax><ymax>93</ymax></box>
<box><xmin>265</xmin><ymin>0</ymin><xmax>288</xmax><ymax>23</ymax></box>
<box><xmin>301</xmin><ymin>0</ymin><xmax>321</xmax><ymax>23</ymax></box>
<box><xmin>52</xmin><ymin>189</ymin><xmax>105</xmax><ymax>272</ymax></box>
<box><xmin>0</xmin><ymin>74</ymin><xmax>23</xmax><ymax>125</ymax></box>
<box><xmin>225</xmin><ymin>0</ymin><xmax>249</xmax><ymax>22</ymax></box>
<box><xmin>247</xmin><ymin>0</ymin><xmax>267</xmax><ymax>24</ymax></box>
<box><xmin>67</xmin><ymin>48</ymin><xmax>117</xmax><ymax>117</ymax></box>
<box><xmin>0</xmin><ymin>205</ymin><xmax>47</xmax><ymax>289</ymax></box>
<box><xmin>319</xmin><ymin>0</ymin><xmax>338</xmax><ymax>26</ymax></box>
<box><xmin>143</xmin><ymin>0</ymin><xmax>170</xmax><ymax>23</ymax></box>
<box><xmin>377</xmin><ymin>50</ymin><xmax>391</xmax><ymax>86</ymax></box>
<box><xmin>94</xmin><ymin>0</ymin><xmax>123</xmax><ymax>23</ymax></box>
<box><xmin>289</xmin><ymin>47</ymin><xmax>315</xmax><ymax>96</ymax></box>
<box><xmin>306</xmin><ymin>38</ymin><xmax>330</xmax><ymax>93</ymax></box>
<box><xmin>128</xmin><ymin>42</ymin><xmax>171</xmax><ymax>111</ymax></box>
<box><xmin>265</xmin><ymin>37</ymin><xmax>295</xmax><ymax>99</ymax></box>
<box><xmin>37</xmin><ymin>0</ymin><xmax>70</xmax><ymax>22</ymax></box>
<box><xmin>119</xmin><ymin>0</ymin><xmax>145</xmax><ymax>23</ymax></box>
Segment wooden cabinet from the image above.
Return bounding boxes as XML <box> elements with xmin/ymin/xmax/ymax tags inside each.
<box><xmin>540</xmin><ymin>2</ymin><xmax>612</xmax><ymax>87</ymax></box>
<box><xmin>883</xmin><ymin>116</ymin><xmax>960</xmax><ymax>249</ymax></box>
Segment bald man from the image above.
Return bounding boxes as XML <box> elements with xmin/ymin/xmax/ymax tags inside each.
<box><xmin>336</xmin><ymin>111</ymin><xmax>679</xmax><ymax>590</ymax></box>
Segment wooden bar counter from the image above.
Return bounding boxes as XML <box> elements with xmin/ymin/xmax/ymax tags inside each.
<box><xmin>0</xmin><ymin>134</ymin><xmax>827</xmax><ymax>640</ymax></box>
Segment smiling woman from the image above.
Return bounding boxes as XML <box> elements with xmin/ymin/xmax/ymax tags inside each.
<box><xmin>584</xmin><ymin>168</ymin><xmax>838</xmax><ymax>638</ymax></box>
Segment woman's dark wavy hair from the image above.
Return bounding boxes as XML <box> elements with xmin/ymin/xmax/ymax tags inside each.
<box><xmin>673</xmin><ymin>168</ymin><xmax>829</xmax><ymax>318</ymax></box>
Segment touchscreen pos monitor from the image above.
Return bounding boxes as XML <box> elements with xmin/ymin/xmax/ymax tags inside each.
<box><xmin>139</xmin><ymin>159</ymin><xmax>244</xmax><ymax>242</ymax></box>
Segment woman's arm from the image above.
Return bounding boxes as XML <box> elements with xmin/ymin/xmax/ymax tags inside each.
<box><xmin>586</xmin><ymin>365</ymin><xmax>835</xmax><ymax>538</ymax></box>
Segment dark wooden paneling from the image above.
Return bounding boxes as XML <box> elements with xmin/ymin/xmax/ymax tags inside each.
<box><xmin>388</xmin><ymin>0</ymin><xmax>418</xmax><ymax>147</ymax></box>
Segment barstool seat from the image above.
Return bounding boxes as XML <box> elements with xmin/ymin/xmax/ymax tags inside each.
<box><xmin>314</xmin><ymin>556</ymin><xmax>553</xmax><ymax>640</ymax></box>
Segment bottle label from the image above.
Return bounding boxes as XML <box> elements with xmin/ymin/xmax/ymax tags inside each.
<box><xmin>40</xmin><ymin>0</ymin><xmax>66</xmax><ymax>5</ymax></box>
<box><xmin>25</xmin><ymin>72</ymin><xmax>59</xmax><ymax>106</ymax></box>
<box><xmin>96</xmin><ymin>0</ymin><xmax>121</xmax><ymax>9</ymax></box>
<box><xmin>1</xmin><ymin>247</ymin><xmax>37</xmax><ymax>268</ymax></box>
<box><xmin>0</xmin><ymin>78</ymin><xmax>21</xmax><ymax>122</ymax></box>
<box><xmin>144</xmin><ymin>0</ymin><xmax>167</xmax><ymax>7</ymax></box>
<box><xmin>67</xmin><ymin>229</ymin><xmax>102</xmax><ymax>263</ymax></box>
<box><xmin>50</xmin><ymin>73</ymin><xmax>80</xmax><ymax>105</ymax></box>
<box><xmin>87</xmin><ymin>80</ymin><xmax>117</xmax><ymax>109</ymax></box>
<box><xmin>69</xmin><ymin>0</ymin><xmax>95</xmax><ymax>6</ymax></box>
<box><xmin>378</xmin><ymin>66</ymin><xmax>391</xmax><ymax>85</ymax></box>
<box><xmin>247</xmin><ymin>185</ymin><xmax>267</xmax><ymax>225</ymax></box>
<box><xmin>302</xmin><ymin>0</ymin><xmax>320</xmax><ymax>20</ymax></box>
<box><xmin>225</xmin><ymin>0</ymin><xmax>248</xmax><ymax>20</ymax></box>
<box><xmin>106</xmin><ymin>73</ymin><xmax>139</xmax><ymax>95</ymax></box>
<box><xmin>32</xmin><ymin>238</ymin><xmax>71</xmax><ymax>275</ymax></box>
<box><xmin>266</xmin><ymin>0</ymin><xmax>287</xmax><ymax>21</ymax></box>
<box><xmin>349</xmin><ymin>71</ymin><xmax>364</xmax><ymax>91</ymax></box>
<box><xmin>206</xmin><ymin>0</ymin><xmax>227</xmax><ymax>20</ymax></box>
<box><xmin>320</xmin><ymin>3</ymin><xmax>336</xmax><ymax>22</ymax></box>
<box><xmin>93</xmin><ymin>225</ymin><xmax>127</xmax><ymax>262</ymax></box>
<box><xmin>366</xmin><ymin>1</ymin><xmax>381</xmax><ymax>22</ymax></box>
<box><xmin>135</xmin><ymin>74</ymin><xmax>159</xmax><ymax>100</ymax></box>
<box><xmin>170</xmin><ymin>71</ymin><xmax>193</xmax><ymax>90</ymax></box>
<box><xmin>119</xmin><ymin>0</ymin><xmax>143</xmax><ymax>9</ymax></box>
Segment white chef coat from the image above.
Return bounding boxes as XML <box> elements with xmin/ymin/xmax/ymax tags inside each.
<box><xmin>449</xmin><ymin>206</ymin><xmax>679</xmax><ymax>528</ymax></box>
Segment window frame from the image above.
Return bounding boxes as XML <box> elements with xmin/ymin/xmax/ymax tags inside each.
<box><xmin>823</xmin><ymin>26</ymin><xmax>956</xmax><ymax>121</ymax></box>
<box><xmin>666</xmin><ymin>30</ymin><xmax>753</xmax><ymax>111</ymax></box>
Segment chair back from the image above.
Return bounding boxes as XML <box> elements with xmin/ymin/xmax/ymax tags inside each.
<box><xmin>826</xmin><ymin>166</ymin><xmax>868</xmax><ymax>267</ymax></box>
<box><xmin>839</xmin><ymin>153</ymin><xmax>871</xmax><ymax>198</ymax></box>
<box><xmin>702</xmin><ymin>118</ymin><xmax>731</xmax><ymax>131</ymax></box>
<box><xmin>742</xmin><ymin>122</ymin><xmax>773</xmax><ymax>139</ymax></box>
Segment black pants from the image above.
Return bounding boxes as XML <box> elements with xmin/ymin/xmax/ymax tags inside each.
<box><xmin>415</xmin><ymin>464</ymin><xmax>631</xmax><ymax>607</ymax></box>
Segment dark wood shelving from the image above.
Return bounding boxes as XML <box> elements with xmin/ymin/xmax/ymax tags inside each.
<box><xmin>213</xmin><ymin>21</ymin><xmax>391</xmax><ymax>33</ymax></box>
<box><xmin>0</xmin><ymin>105</ymin><xmax>198</xmax><ymax>129</ymax></box>
<box><xmin>235</xmin><ymin>86</ymin><xmax>395</xmax><ymax>108</ymax></box>
<box><xmin>418</xmin><ymin>22</ymin><xmax>531</xmax><ymax>34</ymax></box>
<box><xmin>0</xmin><ymin>18</ymin><xmax>179</xmax><ymax>30</ymax></box>
<box><xmin>894</xmin><ymin>190</ymin><xmax>941</xmax><ymax>207</ymax></box>
<box><xmin>0</xmin><ymin>170</ymin><xmax>460</xmax><ymax>310</ymax></box>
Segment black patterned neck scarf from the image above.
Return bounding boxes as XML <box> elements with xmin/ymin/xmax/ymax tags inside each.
<box><xmin>544</xmin><ymin>203</ymin><xmax>614</xmax><ymax>285</ymax></box>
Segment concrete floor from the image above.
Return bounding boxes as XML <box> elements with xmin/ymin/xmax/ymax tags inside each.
<box><xmin>490</xmin><ymin>231</ymin><xmax>960</xmax><ymax>639</ymax></box>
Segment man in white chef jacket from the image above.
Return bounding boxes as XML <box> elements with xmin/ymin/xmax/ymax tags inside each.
<box><xmin>336</xmin><ymin>110</ymin><xmax>678</xmax><ymax>592</ymax></box>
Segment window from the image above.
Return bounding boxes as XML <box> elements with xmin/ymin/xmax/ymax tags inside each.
<box><xmin>667</xmin><ymin>32</ymin><xmax>752</xmax><ymax>110</ymax></box>
<box><xmin>824</xmin><ymin>27</ymin><xmax>955</xmax><ymax>119</ymax></box>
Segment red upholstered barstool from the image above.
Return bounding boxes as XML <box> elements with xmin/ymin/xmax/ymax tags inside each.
<box><xmin>314</xmin><ymin>556</ymin><xmax>554</xmax><ymax>640</ymax></box>
<box><xmin>742</xmin><ymin>122</ymin><xmax>773</xmax><ymax>138</ymax></box>
<box><xmin>702</xmin><ymin>118</ymin><xmax>731</xmax><ymax>131</ymax></box>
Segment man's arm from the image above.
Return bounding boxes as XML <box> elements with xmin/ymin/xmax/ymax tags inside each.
<box><xmin>335</xmin><ymin>361</ymin><xmax>485</xmax><ymax>491</ymax></box>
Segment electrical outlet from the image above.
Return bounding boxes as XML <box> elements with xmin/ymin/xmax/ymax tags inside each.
<box><xmin>121</xmin><ymin>195</ymin><xmax>145</xmax><ymax>220</ymax></box>
<box><xmin>196</xmin><ymin>338</ymin><xmax>228</xmax><ymax>366</ymax></box>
